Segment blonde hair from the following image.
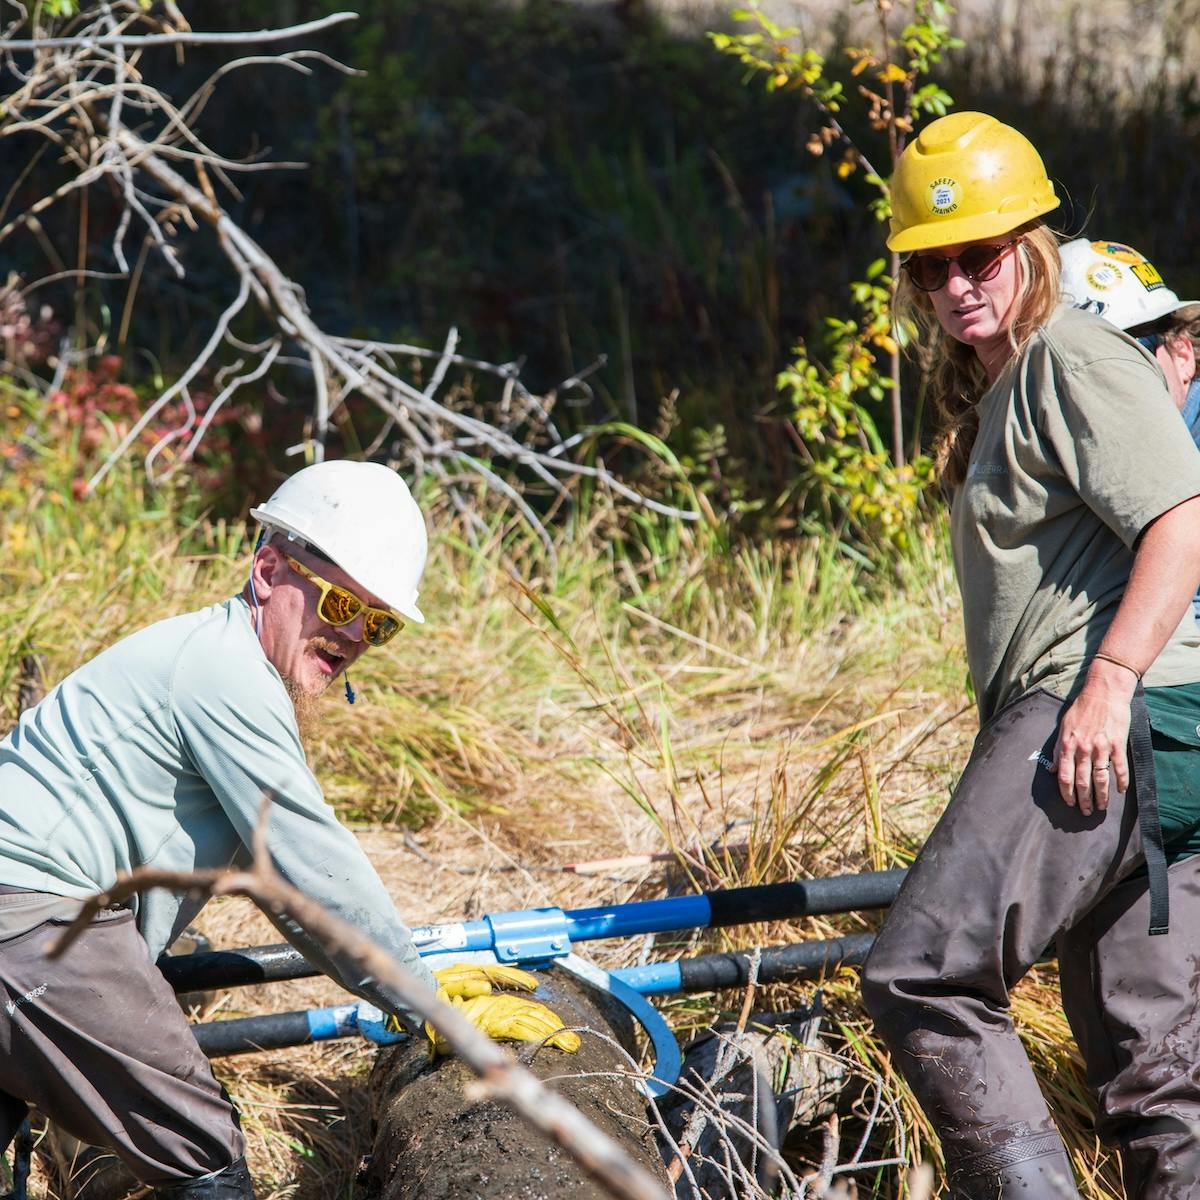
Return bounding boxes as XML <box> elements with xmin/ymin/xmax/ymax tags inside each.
<box><xmin>896</xmin><ymin>221</ymin><xmax>1061</xmax><ymax>488</ymax></box>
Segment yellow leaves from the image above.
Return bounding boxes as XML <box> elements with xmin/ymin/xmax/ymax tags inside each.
<box><xmin>876</xmin><ymin>62</ymin><xmax>908</xmax><ymax>84</ymax></box>
<box><xmin>872</xmin><ymin>332</ymin><xmax>900</xmax><ymax>356</ymax></box>
<box><xmin>836</xmin><ymin>159</ymin><xmax>855</xmax><ymax>179</ymax></box>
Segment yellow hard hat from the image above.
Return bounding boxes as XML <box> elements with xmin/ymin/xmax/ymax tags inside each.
<box><xmin>887</xmin><ymin>112</ymin><xmax>1059</xmax><ymax>253</ymax></box>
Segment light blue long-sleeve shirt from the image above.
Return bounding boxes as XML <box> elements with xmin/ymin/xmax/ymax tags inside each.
<box><xmin>0</xmin><ymin>595</ymin><xmax>436</xmax><ymax>1030</ymax></box>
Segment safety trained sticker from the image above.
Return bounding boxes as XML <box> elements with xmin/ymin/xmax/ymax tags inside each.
<box><xmin>1085</xmin><ymin>262</ymin><xmax>1122</xmax><ymax>292</ymax></box>
<box><xmin>928</xmin><ymin>177</ymin><xmax>960</xmax><ymax>215</ymax></box>
<box><xmin>1087</xmin><ymin>240</ymin><xmax>1165</xmax><ymax>292</ymax></box>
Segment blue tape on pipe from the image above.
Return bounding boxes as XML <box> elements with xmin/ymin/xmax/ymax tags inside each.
<box><xmin>306</xmin><ymin>1004</ymin><xmax>359</xmax><ymax>1042</ymax></box>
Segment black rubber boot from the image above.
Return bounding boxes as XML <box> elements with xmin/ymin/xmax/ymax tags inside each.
<box><xmin>153</xmin><ymin>1158</ymin><xmax>256</xmax><ymax>1200</ymax></box>
<box><xmin>949</xmin><ymin>1143</ymin><xmax>1079</xmax><ymax>1199</ymax></box>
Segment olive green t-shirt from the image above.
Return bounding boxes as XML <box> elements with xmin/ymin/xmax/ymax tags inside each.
<box><xmin>950</xmin><ymin>303</ymin><xmax>1200</xmax><ymax>724</ymax></box>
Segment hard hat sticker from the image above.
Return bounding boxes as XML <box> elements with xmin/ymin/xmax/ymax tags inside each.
<box><xmin>927</xmin><ymin>177</ymin><xmax>961</xmax><ymax>215</ymax></box>
<box><xmin>1130</xmin><ymin>260</ymin><xmax>1165</xmax><ymax>292</ymax></box>
<box><xmin>1090</xmin><ymin>240</ymin><xmax>1142</xmax><ymax>265</ymax></box>
<box><xmin>1085</xmin><ymin>263</ymin><xmax>1122</xmax><ymax>292</ymax></box>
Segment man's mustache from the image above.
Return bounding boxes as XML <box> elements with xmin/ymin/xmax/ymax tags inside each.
<box><xmin>309</xmin><ymin>635</ymin><xmax>353</xmax><ymax>659</ymax></box>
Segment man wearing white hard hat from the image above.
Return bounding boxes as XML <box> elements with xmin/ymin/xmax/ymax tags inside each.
<box><xmin>1062</xmin><ymin>239</ymin><xmax>1200</xmax><ymax>623</ymax></box>
<box><xmin>1060</xmin><ymin>238</ymin><xmax>1200</xmax><ymax>436</ymax></box>
<box><xmin>0</xmin><ymin>461</ymin><xmax>573</xmax><ymax>1200</ymax></box>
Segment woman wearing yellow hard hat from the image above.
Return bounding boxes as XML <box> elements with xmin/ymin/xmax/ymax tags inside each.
<box><xmin>860</xmin><ymin>111</ymin><xmax>1200</xmax><ymax>1198</ymax></box>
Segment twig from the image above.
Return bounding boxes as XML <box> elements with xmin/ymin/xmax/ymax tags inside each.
<box><xmin>808</xmin><ymin>1114</ymin><xmax>841</xmax><ymax>1198</ymax></box>
<box><xmin>906</xmin><ymin>1163</ymin><xmax>934</xmax><ymax>1200</ymax></box>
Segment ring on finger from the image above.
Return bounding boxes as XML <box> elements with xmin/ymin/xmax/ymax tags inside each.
<box><xmin>1092</xmin><ymin>761</ymin><xmax>1111</xmax><ymax>773</ymax></box>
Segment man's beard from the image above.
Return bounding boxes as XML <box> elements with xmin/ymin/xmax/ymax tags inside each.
<box><xmin>283</xmin><ymin>676</ymin><xmax>324</xmax><ymax>747</ymax></box>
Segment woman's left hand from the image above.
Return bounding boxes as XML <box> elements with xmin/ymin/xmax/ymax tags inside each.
<box><xmin>1054</xmin><ymin>660</ymin><xmax>1136</xmax><ymax>815</ymax></box>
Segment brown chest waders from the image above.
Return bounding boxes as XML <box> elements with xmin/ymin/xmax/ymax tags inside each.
<box><xmin>861</xmin><ymin>687</ymin><xmax>1200</xmax><ymax>1200</ymax></box>
<box><xmin>0</xmin><ymin>908</ymin><xmax>247</xmax><ymax>1189</ymax></box>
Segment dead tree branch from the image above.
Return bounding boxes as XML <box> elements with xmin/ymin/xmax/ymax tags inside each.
<box><xmin>46</xmin><ymin>801</ymin><xmax>669</xmax><ymax>1200</ymax></box>
<box><xmin>1</xmin><ymin>2</ymin><xmax>699</xmax><ymax>541</ymax></box>
<box><xmin>0</xmin><ymin>12</ymin><xmax>359</xmax><ymax>51</ymax></box>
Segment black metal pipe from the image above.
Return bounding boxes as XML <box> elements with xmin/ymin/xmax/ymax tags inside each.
<box><xmin>192</xmin><ymin>933</ymin><xmax>879</xmax><ymax>1057</ymax></box>
<box><xmin>192</xmin><ymin>1009</ymin><xmax>316</xmax><ymax>1058</ymax></box>
<box><xmin>704</xmin><ymin>871</ymin><xmax>904</xmax><ymax>927</ymax></box>
<box><xmin>160</xmin><ymin>870</ymin><xmax>906</xmax><ymax>995</ymax></box>
<box><xmin>160</xmin><ymin>943</ymin><xmax>310</xmax><ymax>992</ymax></box>
<box><xmin>674</xmin><ymin>932</ymin><xmax>876</xmax><ymax>991</ymax></box>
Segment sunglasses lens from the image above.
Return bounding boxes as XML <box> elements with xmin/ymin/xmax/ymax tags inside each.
<box><xmin>905</xmin><ymin>242</ymin><xmax>1015</xmax><ymax>291</ymax></box>
<box><xmin>960</xmin><ymin>244</ymin><xmax>1007</xmax><ymax>282</ymax></box>
<box><xmin>318</xmin><ymin>584</ymin><xmax>362</xmax><ymax>627</ymax></box>
<box><xmin>905</xmin><ymin>255</ymin><xmax>949</xmax><ymax>291</ymax></box>
<box><xmin>363</xmin><ymin>610</ymin><xmax>403</xmax><ymax>646</ymax></box>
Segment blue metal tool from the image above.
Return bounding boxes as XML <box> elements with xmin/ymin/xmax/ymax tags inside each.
<box><xmin>172</xmin><ymin>872</ymin><xmax>906</xmax><ymax>1096</ymax></box>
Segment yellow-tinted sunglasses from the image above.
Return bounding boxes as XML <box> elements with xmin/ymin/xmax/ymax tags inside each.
<box><xmin>284</xmin><ymin>554</ymin><xmax>404</xmax><ymax>646</ymax></box>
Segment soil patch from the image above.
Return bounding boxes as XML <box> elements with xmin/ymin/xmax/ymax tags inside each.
<box><xmin>364</xmin><ymin>969</ymin><xmax>668</xmax><ymax>1200</ymax></box>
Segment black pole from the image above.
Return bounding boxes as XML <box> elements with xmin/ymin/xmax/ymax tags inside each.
<box><xmin>674</xmin><ymin>932</ymin><xmax>875</xmax><ymax>990</ymax></box>
<box><xmin>192</xmin><ymin>933</ymin><xmax>878</xmax><ymax>1058</ymax></box>
<box><xmin>161</xmin><ymin>869</ymin><xmax>907</xmax><ymax>996</ymax></box>
<box><xmin>704</xmin><ymin>871</ymin><xmax>904</xmax><ymax>927</ymax></box>
<box><xmin>192</xmin><ymin>1009</ymin><xmax>317</xmax><ymax>1058</ymax></box>
<box><xmin>160</xmin><ymin>943</ymin><xmax>312</xmax><ymax>992</ymax></box>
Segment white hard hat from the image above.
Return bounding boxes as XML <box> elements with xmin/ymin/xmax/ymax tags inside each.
<box><xmin>1059</xmin><ymin>238</ymin><xmax>1198</xmax><ymax>331</ymax></box>
<box><xmin>250</xmin><ymin>461</ymin><xmax>427</xmax><ymax>624</ymax></box>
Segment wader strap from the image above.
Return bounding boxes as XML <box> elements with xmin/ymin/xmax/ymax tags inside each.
<box><xmin>1129</xmin><ymin>683</ymin><xmax>1169</xmax><ymax>935</ymax></box>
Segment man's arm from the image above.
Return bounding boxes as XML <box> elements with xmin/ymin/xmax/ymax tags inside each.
<box><xmin>171</xmin><ymin>628</ymin><xmax>438</xmax><ymax>1032</ymax></box>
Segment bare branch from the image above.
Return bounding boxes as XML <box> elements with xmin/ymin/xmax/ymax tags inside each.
<box><xmin>0</xmin><ymin>12</ymin><xmax>359</xmax><ymax>52</ymax></box>
<box><xmin>88</xmin><ymin>271</ymin><xmax>252</xmax><ymax>489</ymax></box>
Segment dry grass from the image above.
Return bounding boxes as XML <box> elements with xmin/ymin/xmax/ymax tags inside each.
<box><xmin>0</xmin><ymin>476</ymin><xmax>1124</xmax><ymax>1199</ymax></box>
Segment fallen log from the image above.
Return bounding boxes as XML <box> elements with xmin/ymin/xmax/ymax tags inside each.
<box><xmin>364</xmin><ymin>968</ymin><xmax>671</xmax><ymax>1200</ymax></box>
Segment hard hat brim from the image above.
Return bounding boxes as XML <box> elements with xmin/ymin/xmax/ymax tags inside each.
<box><xmin>1132</xmin><ymin>295</ymin><xmax>1200</xmax><ymax>329</ymax></box>
<box><xmin>887</xmin><ymin>197</ymin><xmax>1060</xmax><ymax>254</ymax></box>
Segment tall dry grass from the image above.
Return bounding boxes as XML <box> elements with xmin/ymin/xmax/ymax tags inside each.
<box><xmin>0</xmin><ymin>449</ymin><xmax>1123</xmax><ymax>1198</ymax></box>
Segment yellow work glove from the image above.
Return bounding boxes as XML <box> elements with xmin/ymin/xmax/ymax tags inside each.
<box><xmin>432</xmin><ymin>962</ymin><xmax>540</xmax><ymax>1001</ymax></box>
<box><xmin>384</xmin><ymin>963</ymin><xmax>542</xmax><ymax>1036</ymax></box>
<box><xmin>426</xmin><ymin>992</ymin><xmax>582</xmax><ymax>1056</ymax></box>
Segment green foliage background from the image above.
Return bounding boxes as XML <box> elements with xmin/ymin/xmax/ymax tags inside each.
<box><xmin>5</xmin><ymin>0</ymin><xmax>1200</xmax><ymax>522</ymax></box>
